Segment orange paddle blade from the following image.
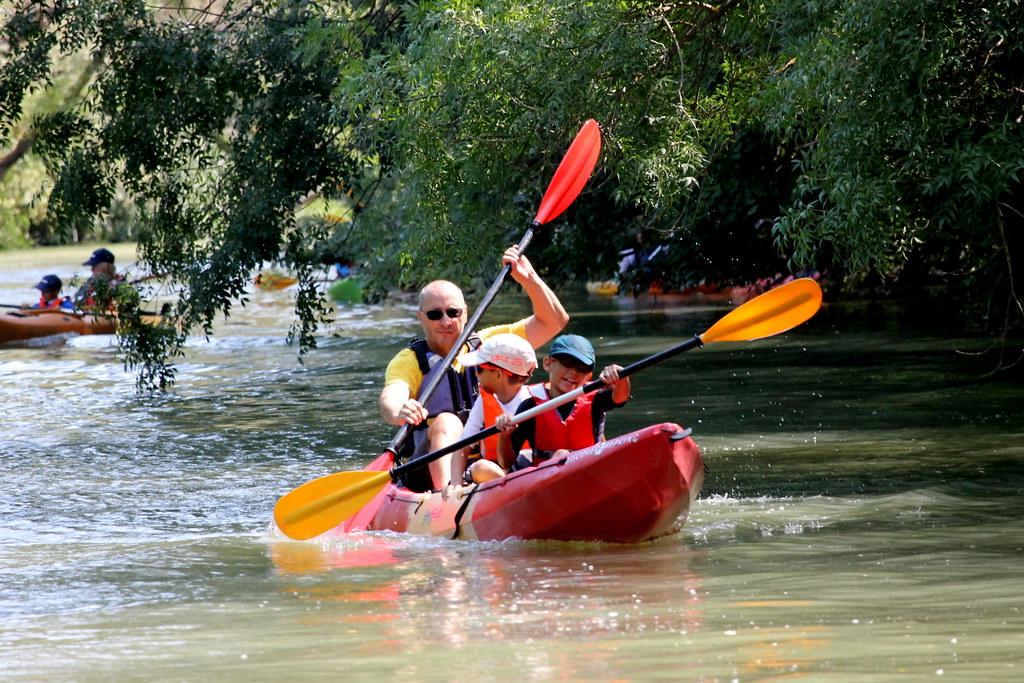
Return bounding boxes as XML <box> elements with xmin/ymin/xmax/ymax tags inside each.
<box><xmin>701</xmin><ymin>278</ymin><xmax>823</xmax><ymax>343</ymax></box>
<box><xmin>274</xmin><ymin>470</ymin><xmax>391</xmax><ymax>540</ymax></box>
<box><xmin>533</xmin><ymin>119</ymin><xmax>602</xmax><ymax>225</ymax></box>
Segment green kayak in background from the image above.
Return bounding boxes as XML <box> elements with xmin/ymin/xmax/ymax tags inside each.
<box><xmin>327</xmin><ymin>276</ymin><xmax>364</xmax><ymax>304</ymax></box>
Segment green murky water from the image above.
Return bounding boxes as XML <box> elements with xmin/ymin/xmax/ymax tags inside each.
<box><xmin>1</xmin><ymin>246</ymin><xmax>1021</xmax><ymax>681</ymax></box>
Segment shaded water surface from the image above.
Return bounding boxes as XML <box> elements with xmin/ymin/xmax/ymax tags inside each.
<box><xmin>1</xmin><ymin>247</ymin><xmax>1022</xmax><ymax>680</ymax></box>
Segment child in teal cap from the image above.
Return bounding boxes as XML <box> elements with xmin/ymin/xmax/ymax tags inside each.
<box><xmin>495</xmin><ymin>334</ymin><xmax>631</xmax><ymax>469</ymax></box>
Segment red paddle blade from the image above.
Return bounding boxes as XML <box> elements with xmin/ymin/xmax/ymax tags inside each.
<box><xmin>533</xmin><ymin>119</ymin><xmax>602</xmax><ymax>225</ymax></box>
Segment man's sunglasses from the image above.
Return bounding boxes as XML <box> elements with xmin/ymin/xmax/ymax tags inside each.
<box><xmin>422</xmin><ymin>307</ymin><xmax>463</xmax><ymax>321</ymax></box>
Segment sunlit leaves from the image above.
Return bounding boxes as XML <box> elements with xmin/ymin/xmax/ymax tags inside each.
<box><xmin>1</xmin><ymin>1</ymin><xmax>392</xmax><ymax>388</ymax></box>
<box><xmin>352</xmin><ymin>0</ymin><xmax>713</xmax><ymax>287</ymax></box>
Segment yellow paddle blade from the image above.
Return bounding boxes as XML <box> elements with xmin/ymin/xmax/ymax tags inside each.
<box><xmin>701</xmin><ymin>278</ymin><xmax>823</xmax><ymax>343</ymax></box>
<box><xmin>273</xmin><ymin>470</ymin><xmax>392</xmax><ymax>540</ymax></box>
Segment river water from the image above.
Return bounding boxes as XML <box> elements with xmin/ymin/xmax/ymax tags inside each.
<box><xmin>1</xmin><ymin>245</ymin><xmax>1022</xmax><ymax>681</ymax></box>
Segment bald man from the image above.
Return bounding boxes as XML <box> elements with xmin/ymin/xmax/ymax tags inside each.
<box><xmin>379</xmin><ymin>245</ymin><xmax>569</xmax><ymax>491</ymax></box>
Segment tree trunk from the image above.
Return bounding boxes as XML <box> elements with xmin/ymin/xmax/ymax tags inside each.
<box><xmin>0</xmin><ymin>132</ymin><xmax>35</xmax><ymax>182</ymax></box>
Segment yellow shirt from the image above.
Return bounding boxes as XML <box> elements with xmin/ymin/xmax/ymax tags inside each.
<box><xmin>384</xmin><ymin>320</ymin><xmax>529</xmax><ymax>398</ymax></box>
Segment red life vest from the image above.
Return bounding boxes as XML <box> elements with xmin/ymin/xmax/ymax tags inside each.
<box><xmin>527</xmin><ymin>384</ymin><xmax>597</xmax><ymax>452</ymax></box>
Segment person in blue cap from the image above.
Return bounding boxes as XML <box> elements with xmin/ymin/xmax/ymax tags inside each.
<box><xmin>74</xmin><ymin>247</ymin><xmax>125</xmax><ymax>310</ymax></box>
<box><xmin>30</xmin><ymin>274</ymin><xmax>74</xmax><ymax>311</ymax></box>
<box><xmin>494</xmin><ymin>333</ymin><xmax>631</xmax><ymax>470</ymax></box>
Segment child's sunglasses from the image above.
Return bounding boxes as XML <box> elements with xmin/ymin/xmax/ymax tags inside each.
<box><xmin>479</xmin><ymin>362</ymin><xmax>523</xmax><ymax>378</ymax></box>
<box><xmin>551</xmin><ymin>354</ymin><xmax>593</xmax><ymax>374</ymax></box>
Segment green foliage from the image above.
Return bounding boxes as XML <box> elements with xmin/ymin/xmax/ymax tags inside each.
<box><xmin>355</xmin><ymin>0</ymin><xmax>713</xmax><ymax>286</ymax></box>
<box><xmin>0</xmin><ymin>200</ymin><xmax>31</xmax><ymax>248</ymax></box>
<box><xmin>2</xmin><ymin>0</ymin><xmax>397</xmax><ymax>387</ymax></box>
<box><xmin>3</xmin><ymin>0</ymin><xmax>1022</xmax><ymax>386</ymax></box>
<box><xmin>757</xmin><ymin>0</ymin><xmax>1024</xmax><ymax>290</ymax></box>
<box><xmin>0</xmin><ymin>162</ymin><xmax>39</xmax><ymax>248</ymax></box>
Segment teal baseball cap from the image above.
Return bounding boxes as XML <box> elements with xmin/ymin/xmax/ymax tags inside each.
<box><xmin>548</xmin><ymin>334</ymin><xmax>595</xmax><ymax>369</ymax></box>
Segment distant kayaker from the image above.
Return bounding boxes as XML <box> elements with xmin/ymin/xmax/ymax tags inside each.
<box><xmin>447</xmin><ymin>333</ymin><xmax>538</xmax><ymax>491</ymax></box>
<box><xmin>30</xmin><ymin>274</ymin><xmax>74</xmax><ymax>311</ymax></box>
<box><xmin>494</xmin><ymin>334</ymin><xmax>631</xmax><ymax>469</ymax></box>
<box><xmin>74</xmin><ymin>247</ymin><xmax>126</xmax><ymax>310</ymax></box>
<box><xmin>378</xmin><ymin>245</ymin><xmax>569</xmax><ymax>492</ymax></box>
<box><xmin>332</xmin><ymin>259</ymin><xmax>355</xmax><ymax>279</ymax></box>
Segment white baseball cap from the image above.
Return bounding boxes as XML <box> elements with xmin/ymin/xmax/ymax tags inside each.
<box><xmin>458</xmin><ymin>333</ymin><xmax>537</xmax><ymax>377</ymax></box>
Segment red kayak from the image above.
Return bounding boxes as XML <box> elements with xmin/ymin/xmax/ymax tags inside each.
<box><xmin>328</xmin><ymin>423</ymin><xmax>703</xmax><ymax>543</ymax></box>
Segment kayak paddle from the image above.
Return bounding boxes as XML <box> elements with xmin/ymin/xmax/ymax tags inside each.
<box><xmin>274</xmin><ymin>277</ymin><xmax>823</xmax><ymax>540</ymax></box>
<box><xmin>1</xmin><ymin>303</ymin><xmax>166</xmax><ymax>317</ymax></box>
<box><xmin>0</xmin><ymin>303</ymin><xmax>40</xmax><ymax>309</ymax></box>
<box><xmin>385</xmin><ymin>119</ymin><xmax>602</xmax><ymax>458</ymax></box>
<box><xmin>0</xmin><ymin>304</ymin><xmax>85</xmax><ymax>316</ymax></box>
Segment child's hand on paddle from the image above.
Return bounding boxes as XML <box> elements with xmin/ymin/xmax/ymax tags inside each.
<box><xmin>599</xmin><ymin>364</ymin><xmax>631</xmax><ymax>404</ymax></box>
<box><xmin>495</xmin><ymin>413</ymin><xmax>516</xmax><ymax>432</ymax></box>
<box><xmin>599</xmin><ymin>364</ymin><xmax>623</xmax><ymax>385</ymax></box>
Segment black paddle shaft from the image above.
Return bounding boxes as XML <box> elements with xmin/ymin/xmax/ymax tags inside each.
<box><xmin>386</xmin><ymin>223</ymin><xmax>538</xmax><ymax>458</ymax></box>
<box><xmin>388</xmin><ymin>333</ymin><xmax>704</xmax><ymax>480</ymax></box>
<box><xmin>602</xmin><ymin>333</ymin><xmax>704</xmax><ymax>384</ymax></box>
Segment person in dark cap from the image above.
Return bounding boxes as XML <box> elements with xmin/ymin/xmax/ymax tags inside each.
<box><xmin>75</xmin><ymin>247</ymin><xmax>125</xmax><ymax>310</ymax></box>
<box><xmin>494</xmin><ymin>333</ymin><xmax>632</xmax><ymax>470</ymax></box>
<box><xmin>82</xmin><ymin>247</ymin><xmax>115</xmax><ymax>268</ymax></box>
<box><xmin>30</xmin><ymin>274</ymin><xmax>73</xmax><ymax>311</ymax></box>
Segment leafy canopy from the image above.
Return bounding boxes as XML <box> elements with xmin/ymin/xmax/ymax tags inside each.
<box><xmin>2</xmin><ymin>0</ymin><xmax>1021</xmax><ymax>386</ymax></box>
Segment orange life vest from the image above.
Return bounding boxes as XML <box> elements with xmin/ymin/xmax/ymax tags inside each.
<box><xmin>478</xmin><ymin>389</ymin><xmax>503</xmax><ymax>461</ymax></box>
<box><xmin>477</xmin><ymin>388</ymin><xmax>536</xmax><ymax>461</ymax></box>
<box><xmin>37</xmin><ymin>296</ymin><xmax>63</xmax><ymax>310</ymax></box>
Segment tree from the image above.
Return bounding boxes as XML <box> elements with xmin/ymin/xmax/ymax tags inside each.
<box><xmin>3</xmin><ymin>0</ymin><xmax>727</xmax><ymax>388</ymax></box>
<box><xmin>2</xmin><ymin>0</ymin><xmax>406</xmax><ymax>388</ymax></box>
<box><xmin>756</xmin><ymin>0</ymin><xmax>1024</xmax><ymax>333</ymax></box>
<box><xmin>333</xmin><ymin>0</ymin><xmax>729</xmax><ymax>287</ymax></box>
<box><xmin>3</xmin><ymin>0</ymin><xmax>1021</xmax><ymax>388</ymax></box>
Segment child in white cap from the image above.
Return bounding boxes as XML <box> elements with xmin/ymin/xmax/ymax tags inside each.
<box><xmin>448</xmin><ymin>333</ymin><xmax>538</xmax><ymax>488</ymax></box>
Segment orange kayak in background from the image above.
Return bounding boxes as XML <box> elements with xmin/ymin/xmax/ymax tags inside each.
<box><xmin>0</xmin><ymin>309</ymin><xmax>117</xmax><ymax>345</ymax></box>
<box><xmin>254</xmin><ymin>272</ymin><xmax>298</xmax><ymax>290</ymax></box>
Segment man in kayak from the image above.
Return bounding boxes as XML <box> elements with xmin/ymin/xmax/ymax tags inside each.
<box><xmin>30</xmin><ymin>274</ymin><xmax>74</xmax><ymax>311</ymax></box>
<box><xmin>378</xmin><ymin>245</ymin><xmax>568</xmax><ymax>491</ymax></box>
<box><xmin>448</xmin><ymin>333</ymin><xmax>538</xmax><ymax>491</ymax></box>
<box><xmin>495</xmin><ymin>334</ymin><xmax>631</xmax><ymax>468</ymax></box>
